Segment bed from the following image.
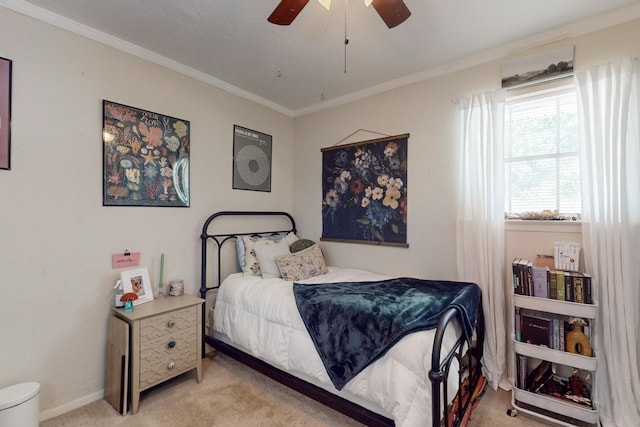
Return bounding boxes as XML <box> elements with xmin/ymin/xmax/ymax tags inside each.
<box><xmin>199</xmin><ymin>211</ymin><xmax>485</xmax><ymax>427</ymax></box>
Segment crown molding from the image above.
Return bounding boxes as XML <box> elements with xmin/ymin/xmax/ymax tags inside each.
<box><xmin>294</xmin><ymin>3</ymin><xmax>640</xmax><ymax>117</ymax></box>
<box><xmin>2</xmin><ymin>0</ymin><xmax>639</xmax><ymax>119</ymax></box>
<box><xmin>0</xmin><ymin>0</ymin><xmax>295</xmax><ymax>117</ymax></box>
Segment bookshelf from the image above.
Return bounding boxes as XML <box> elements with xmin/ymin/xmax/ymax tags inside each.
<box><xmin>509</xmin><ymin>259</ymin><xmax>598</xmax><ymax>426</ymax></box>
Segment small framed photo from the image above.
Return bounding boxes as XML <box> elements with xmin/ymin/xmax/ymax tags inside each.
<box><xmin>120</xmin><ymin>267</ymin><xmax>154</xmax><ymax>306</ymax></box>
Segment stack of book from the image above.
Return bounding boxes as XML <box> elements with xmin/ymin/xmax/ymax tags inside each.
<box><xmin>514</xmin><ymin>308</ymin><xmax>580</xmax><ymax>351</ymax></box>
<box><xmin>515</xmin><ymin>357</ymin><xmax>593</xmax><ymax>408</ymax></box>
<box><xmin>512</xmin><ymin>258</ymin><xmax>593</xmax><ymax>304</ymax></box>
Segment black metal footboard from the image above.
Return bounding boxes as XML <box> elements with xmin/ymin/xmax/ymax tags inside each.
<box><xmin>199</xmin><ymin>211</ymin><xmax>485</xmax><ymax>427</ymax></box>
<box><xmin>429</xmin><ymin>302</ymin><xmax>485</xmax><ymax>426</ymax></box>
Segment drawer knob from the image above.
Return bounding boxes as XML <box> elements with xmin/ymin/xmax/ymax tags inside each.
<box><xmin>167</xmin><ymin>362</ymin><xmax>175</xmax><ymax>370</ymax></box>
<box><xmin>167</xmin><ymin>320</ymin><xmax>176</xmax><ymax>328</ymax></box>
<box><xmin>168</xmin><ymin>340</ymin><xmax>176</xmax><ymax>349</ymax></box>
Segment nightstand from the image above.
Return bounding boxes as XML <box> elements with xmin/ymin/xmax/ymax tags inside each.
<box><xmin>107</xmin><ymin>294</ymin><xmax>204</xmax><ymax>414</ymax></box>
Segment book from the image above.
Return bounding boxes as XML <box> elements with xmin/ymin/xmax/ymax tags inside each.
<box><xmin>526</xmin><ymin>261</ymin><xmax>534</xmax><ymax>296</ymax></box>
<box><xmin>548</xmin><ymin>270</ymin><xmax>558</xmax><ymax>299</ymax></box>
<box><xmin>552</xmin><ymin>318</ymin><xmax>560</xmax><ymax>350</ymax></box>
<box><xmin>583</xmin><ymin>273</ymin><xmax>593</xmax><ymax>304</ymax></box>
<box><xmin>564</xmin><ymin>271</ymin><xmax>574</xmax><ymax>302</ymax></box>
<box><xmin>518</xmin><ymin>259</ymin><xmax>529</xmax><ymax>295</ymax></box>
<box><xmin>515</xmin><ymin>308</ymin><xmax>521</xmax><ymax>342</ymax></box>
<box><xmin>521</xmin><ymin>314</ymin><xmax>552</xmax><ymax>347</ymax></box>
<box><xmin>532</xmin><ymin>266</ymin><xmax>549</xmax><ymax>298</ymax></box>
<box><xmin>512</xmin><ymin>258</ymin><xmax>521</xmax><ymax>294</ymax></box>
<box><xmin>556</xmin><ymin>270</ymin><xmax>565</xmax><ymax>301</ymax></box>
<box><xmin>526</xmin><ymin>360</ymin><xmax>553</xmax><ymax>393</ymax></box>
<box><xmin>573</xmin><ymin>273</ymin><xmax>585</xmax><ymax>303</ymax></box>
<box><xmin>517</xmin><ymin>354</ymin><xmax>527</xmax><ymax>389</ymax></box>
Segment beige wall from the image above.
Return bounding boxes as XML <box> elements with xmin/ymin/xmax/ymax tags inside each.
<box><xmin>293</xmin><ymin>16</ymin><xmax>640</xmax><ymax>391</ymax></box>
<box><xmin>0</xmin><ymin>7</ymin><xmax>294</xmax><ymax>418</ymax></box>
<box><xmin>293</xmin><ymin>18</ymin><xmax>640</xmax><ymax>279</ymax></box>
<box><xmin>1</xmin><ymin>2</ymin><xmax>640</xmax><ymax>421</ymax></box>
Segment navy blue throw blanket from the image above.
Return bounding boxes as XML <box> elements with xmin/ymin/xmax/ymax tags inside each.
<box><xmin>293</xmin><ymin>278</ymin><xmax>481</xmax><ymax>390</ymax></box>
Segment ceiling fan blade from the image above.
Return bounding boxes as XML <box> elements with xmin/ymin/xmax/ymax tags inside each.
<box><xmin>371</xmin><ymin>0</ymin><xmax>411</xmax><ymax>28</ymax></box>
<box><xmin>268</xmin><ymin>0</ymin><xmax>311</xmax><ymax>25</ymax></box>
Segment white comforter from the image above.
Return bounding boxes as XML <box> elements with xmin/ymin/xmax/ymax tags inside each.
<box><xmin>212</xmin><ymin>267</ymin><xmax>460</xmax><ymax>427</ymax></box>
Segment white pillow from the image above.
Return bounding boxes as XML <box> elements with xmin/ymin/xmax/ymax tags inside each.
<box><xmin>253</xmin><ymin>239</ymin><xmax>291</xmax><ymax>279</ymax></box>
<box><xmin>242</xmin><ymin>232</ymin><xmax>298</xmax><ymax>276</ymax></box>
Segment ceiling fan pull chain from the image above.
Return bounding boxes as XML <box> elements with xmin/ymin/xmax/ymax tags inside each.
<box><xmin>344</xmin><ymin>0</ymin><xmax>349</xmax><ymax>74</ymax></box>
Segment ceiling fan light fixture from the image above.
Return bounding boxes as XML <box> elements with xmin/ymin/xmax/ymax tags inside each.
<box><xmin>318</xmin><ymin>0</ymin><xmax>373</xmax><ymax>11</ymax></box>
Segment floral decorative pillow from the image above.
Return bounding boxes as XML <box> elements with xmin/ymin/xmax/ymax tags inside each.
<box><xmin>275</xmin><ymin>244</ymin><xmax>328</xmax><ymax>281</ymax></box>
<box><xmin>242</xmin><ymin>232</ymin><xmax>298</xmax><ymax>276</ymax></box>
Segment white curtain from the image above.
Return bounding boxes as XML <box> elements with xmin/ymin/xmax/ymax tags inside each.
<box><xmin>457</xmin><ymin>91</ymin><xmax>510</xmax><ymax>390</ymax></box>
<box><xmin>575</xmin><ymin>57</ymin><xmax>640</xmax><ymax>427</ymax></box>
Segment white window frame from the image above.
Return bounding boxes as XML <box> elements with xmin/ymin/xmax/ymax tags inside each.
<box><xmin>504</xmin><ymin>78</ymin><xmax>581</xmax><ymax>220</ymax></box>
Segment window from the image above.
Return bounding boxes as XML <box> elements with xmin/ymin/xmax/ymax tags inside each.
<box><xmin>504</xmin><ymin>83</ymin><xmax>580</xmax><ymax>218</ymax></box>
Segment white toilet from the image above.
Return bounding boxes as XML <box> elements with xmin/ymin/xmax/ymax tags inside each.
<box><xmin>0</xmin><ymin>382</ymin><xmax>40</xmax><ymax>427</ymax></box>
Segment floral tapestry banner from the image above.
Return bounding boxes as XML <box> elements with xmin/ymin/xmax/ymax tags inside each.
<box><xmin>321</xmin><ymin>134</ymin><xmax>408</xmax><ymax>247</ymax></box>
<box><xmin>103</xmin><ymin>100</ymin><xmax>190</xmax><ymax>207</ymax></box>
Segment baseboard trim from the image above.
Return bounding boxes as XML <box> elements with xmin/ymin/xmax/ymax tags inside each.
<box><xmin>40</xmin><ymin>389</ymin><xmax>104</xmax><ymax>421</ymax></box>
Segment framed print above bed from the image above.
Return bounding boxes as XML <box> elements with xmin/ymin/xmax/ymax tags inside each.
<box><xmin>232</xmin><ymin>125</ymin><xmax>272</xmax><ymax>192</ymax></box>
<box><xmin>321</xmin><ymin>134</ymin><xmax>408</xmax><ymax>247</ymax></box>
<box><xmin>102</xmin><ymin>100</ymin><xmax>190</xmax><ymax>207</ymax></box>
<box><xmin>0</xmin><ymin>56</ymin><xmax>12</xmax><ymax>170</ymax></box>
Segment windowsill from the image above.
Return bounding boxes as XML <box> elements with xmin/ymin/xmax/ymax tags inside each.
<box><xmin>505</xmin><ymin>220</ymin><xmax>582</xmax><ymax>233</ymax></box>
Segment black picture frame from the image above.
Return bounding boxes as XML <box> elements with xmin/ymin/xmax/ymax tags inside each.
<box><xmin>0</xmin><ymin>56</ymin><xmax>12</xmax><ymax>170</ymax></box>
<box><xmin>233</xmin><ymin>125</ymin><xmax>273</xmax><ymax>192</ymax></box>
<box><xmin>232</xmin><ymin>125</ymin><xmax>272</xmax><ymax>192</ymax></box>
<box><xmin>102</xmin><ymin>100</ymin><xmax>190</xmax><ymax>207</ymax></box>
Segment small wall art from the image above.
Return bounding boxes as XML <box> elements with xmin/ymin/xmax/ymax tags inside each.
<box><xmin>232</xmin><ymin>125</ymin><xmax>272</xmax><ymax>192</ymax></box>
<box><xmin>120</xmin><ymin>267</ymin><xmax>154</xmax><ymax>306</ymax></box>
<box><xmin>103</xmin><ymin>100</ymin><xmax>190</xmax><ymax>206</ymax></box>
<box><xmin>501</xmin><ymin>45</ymin><xmax>574</xmax><ymax>88</ymax></box>
<box><xmin>321</xmin><ymin>134</ymin><xmax>409</xmax><ymax>247</ymax></box>
<box><xmin>0</xmin><ymin>56</ymin><xmax>12</xmax><ymax>170</ymax></box>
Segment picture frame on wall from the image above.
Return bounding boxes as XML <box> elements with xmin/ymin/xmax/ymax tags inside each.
<box><xmin>321</xmin><ymin>134</ymin><xmax>409</xmax><ymax>247</ymax></box>
<box><xmin>232</xmin><ymin>125</ymin><xmax>272</xmax><ymax>192</ymax></box>
<box><xmin>501</xmin><ymin>45</ymin><xmax>575</xmax><ymax>88</ymax></box>
<box><xmin>0</xmin><ymin>56</ymin><xmax>12</xmax><ymax>170</ymax></box>
<box><xmin>120</xmin><ymin>267</ymin><xmax>154</xmax><ymax>306</ymax></box>
<box><xmin>102</xmin><ymin>100</ymin><xmax>190</xmax><ymax>207</ymax></box>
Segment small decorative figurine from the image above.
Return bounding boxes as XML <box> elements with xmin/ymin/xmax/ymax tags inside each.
<box><xmin>120</xmin><ymin>292</ymin><xmax>138</xmax><ymax>312</ymax></box>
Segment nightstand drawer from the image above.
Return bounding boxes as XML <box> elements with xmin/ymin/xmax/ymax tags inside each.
<box><xmin>139</xmin><ymin>328</ymin><xmax>198</xmax><ymax>389</ymax></box>
<box><xmin>140</xmin><ymin>306</ymin><xmax>197</xmax><ymax>339</ymax></box>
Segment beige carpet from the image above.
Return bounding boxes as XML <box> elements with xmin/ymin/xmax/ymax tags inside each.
<box><xmin>42</xmin><ymin>351</ymin><xmax>556</xmax><ymax>426</ymax></box>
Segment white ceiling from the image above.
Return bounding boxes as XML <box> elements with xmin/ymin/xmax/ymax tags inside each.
<box><xmin>5</xmin><ymin>0</ymin><xmax>640</xmax><ymax>116</ymax></box>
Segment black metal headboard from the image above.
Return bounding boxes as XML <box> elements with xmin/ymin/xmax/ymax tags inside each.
<box><xmin>199</xmin><ymin>211</ymin><xmax>296</xmax><ymax>300</ymax></box>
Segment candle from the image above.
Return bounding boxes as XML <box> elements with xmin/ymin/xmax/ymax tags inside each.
<box><xmin>159</xmin><ymin>253</ymin><xmax>164</xmax><ymax>289</ymax></box>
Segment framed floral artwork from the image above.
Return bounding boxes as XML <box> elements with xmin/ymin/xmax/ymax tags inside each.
<box><xmin>120</xmin><ymin>267</ymin><xmax>154</xmax><ymax>306</ymax></box>
<box><xmin>0</xmin><ymin>56</ymin><xmax>11</xmax><ymax>170</ymax></box>
<box><xmin>321</xmin><ymin>134</ymin><xmax>408</xmax><ymax>247</ymax></box>
<box><xmin>102</xmin><ymin>100</ymin><xmax>190</xmax><ymax>206</ymax></box>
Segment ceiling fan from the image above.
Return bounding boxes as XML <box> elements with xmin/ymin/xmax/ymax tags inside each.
<box><xmin>268</xmin><ymin>0</ymin><xmax>411</xmax><ymax>29</ymax></box>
